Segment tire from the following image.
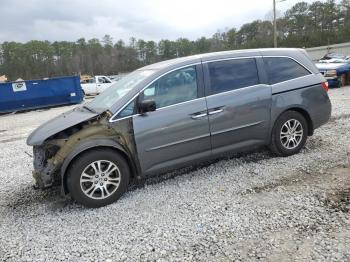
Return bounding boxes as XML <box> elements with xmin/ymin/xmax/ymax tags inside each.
<box><xmin>67</xmin><ymin>148</ymin><xmax>130</xmax><ymax>208</ymax></box>
<box><xmin>340</xmin><ymin>74</ymin><xmax>348</xmax><ymax>87</ymax></box>
<box><xmin>269</xmin><ymin>111</ymin><xmax>308</xmax><ymax>157</ymax></box>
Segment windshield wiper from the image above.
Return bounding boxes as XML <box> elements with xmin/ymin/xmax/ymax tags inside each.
<box><xmin>82</xmin><ymin>105</ymin><xmax>97</xmax><ymax>113</ymax></box>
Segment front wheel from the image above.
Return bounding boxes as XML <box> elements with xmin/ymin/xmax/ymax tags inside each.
<box><xmin>269</xmin><ymin>111</ymin><xmax>308</xmax><ymax>157</ymax></box>
<box><xmin>67</xmin><ymin>148</ymin><xmax>130</xmax><ymax>208</ymax></box>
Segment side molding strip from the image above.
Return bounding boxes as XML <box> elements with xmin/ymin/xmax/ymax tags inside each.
<box><xmin>146</xmin><ymin>133</ymin><xmax>211</xmax><ymax>152</ymax></box>
<box><xmin>211</xmin><ymin>121</ymin><xmax>264</xmax><ymax>136</ymax></box>
<box><xmin>272</xmin><ymin>83</ymin><xmax>321</xmax><ymax>95</ymax></box>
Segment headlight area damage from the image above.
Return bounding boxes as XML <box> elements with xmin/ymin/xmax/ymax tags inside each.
<box><xmin>30</xmin><ymin>111</ymin><xmax>139</xmax><ymax>193</ymax></box>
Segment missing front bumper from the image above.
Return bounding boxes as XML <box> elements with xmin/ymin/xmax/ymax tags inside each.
<box><xmin>32</xmin><ymin>145</ymin><xmax>61</xmax><ymax>189</ymax></box>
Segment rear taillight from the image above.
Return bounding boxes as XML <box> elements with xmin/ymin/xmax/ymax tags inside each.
<box><xmin>322</xmin><ymin>82</ymin><xmax>329</xmax><ymax>92</ymax></box>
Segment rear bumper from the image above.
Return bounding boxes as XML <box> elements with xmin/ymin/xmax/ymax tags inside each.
<box><xmin>319</xmin><ymin>71</ymin><xmax>339</xmax><ymax>87</ymax></box>
<box><xmin>326</xmin><ymin>78</ymin><xmax>340</xmax><ymax>87</ymax></box>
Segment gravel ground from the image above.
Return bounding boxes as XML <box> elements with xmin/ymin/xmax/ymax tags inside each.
<box><xmin>0</xmin><ymin>88</ymin><xmax>349</xmax><ymax>261</ymax></box>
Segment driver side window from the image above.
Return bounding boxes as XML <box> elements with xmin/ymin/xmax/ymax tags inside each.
<box><xmin>141</xmin><ymin>66</ymin><xmax>198</xmax><ymax>109</ymax></box>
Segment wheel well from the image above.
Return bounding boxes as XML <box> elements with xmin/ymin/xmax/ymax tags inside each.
<box><xmin>62</xmin><ymin>146</ymin><xmax>135</xmax><ymax>194</ymax></box>
<box><xmin>282</xmin><ymin>107</ymin><xmax>314</xmax><ymax>136</ymax></box>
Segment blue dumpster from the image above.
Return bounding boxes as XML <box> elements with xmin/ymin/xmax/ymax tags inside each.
<box><xmin>0</xmin><ymin>75</ymin><xmax>83</xmax><ymax>113</ymax></box>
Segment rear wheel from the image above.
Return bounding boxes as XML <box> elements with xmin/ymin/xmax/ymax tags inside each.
<box><xmin>269</xmin><ymin>111</ymin><xmax>308</xmax><ymax>157</ymax></box>
<box><xmin>67</xmin><ymin>148</ymin><xmax>130</xmax><ymax>208</ymax></box>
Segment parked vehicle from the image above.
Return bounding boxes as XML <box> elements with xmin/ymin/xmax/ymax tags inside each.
<box><xmin>108</xmin><ymin>73</ymin><xmax>128</xmax><ymax>82</ymax></box>
<box><xmin>315</xmin><ymin>53</ymin><xmax>350</xmax><ymax>87</ymax></box>
<box><xmin>27</xmin><ymin>48</ymin><xmax>331</xmax><ymax>207</ymax></box>
<box><xmin>81</xmin><ymin>75</ymin><xmax>114</xmax><ymax>96</ymax></box>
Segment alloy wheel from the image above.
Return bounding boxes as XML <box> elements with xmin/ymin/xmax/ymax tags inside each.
<box><xmin>280</xmin><ymin>119</ymin><xmax>304</xmax><ymax>150</ymax></box>
<box><xmin>80</xmin><ymin>160</ymin><xmax>121</xmax><ymax>200</ymax></box>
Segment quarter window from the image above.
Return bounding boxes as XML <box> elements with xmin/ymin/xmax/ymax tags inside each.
<box><xmin>141</xmin><ymin>66</ymin><xmax>198</xmax><ymax>109</ymax></box>
<box><xmin>264</xmin><ymin>57</ymin><xmax>310</xmax><ymax>85</ymax></box>
<box><xmin>208</xmin><ymin>58</ymin><xmax>259</xmax><ymax>95</ymax></box>
<box><xmin>117</xmin><ymin>100</ymin><xmax>135</xmax><ymax>118</ymax></box>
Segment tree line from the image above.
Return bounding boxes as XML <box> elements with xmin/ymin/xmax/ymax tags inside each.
<box><xmin>0</xmin><ymin>0</ymin><xmax>349</xmax><ymax>81</ymax></box>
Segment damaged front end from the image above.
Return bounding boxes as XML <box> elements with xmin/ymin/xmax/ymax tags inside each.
<box><xmin>30</xmin><ymin>114</ymin><xmax>112</xmax><ymax>190</ymax></box>
<box><xmin>28</xmin><ymin>109</ymin><xmax>140</xmax><ymax>193</ymax></box>
<box><xmin>32</xmin><ymin>144</ymin><xmax>62</xmax><ymax>189</ymax></box>
<box><xmin>31</xmin><ymin>124</ymin><xmax>84</xmax><ymax>189</ymax></box>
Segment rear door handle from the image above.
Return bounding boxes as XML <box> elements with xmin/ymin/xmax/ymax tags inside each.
<box><xmin>208</xmin><ymin>108</ymin><xmax>224</xmax><ymax>115</ymax></box>
<box><xmin>191</xmin><ymin>112</ymin><xmax>208</xmax><ymax>120</ymax></box>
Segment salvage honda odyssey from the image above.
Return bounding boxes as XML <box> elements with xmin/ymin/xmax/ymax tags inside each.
<box><xmin>27</xmin><ymin>48</ymin><xmax>331</xmax><ymax>207</ymax></box>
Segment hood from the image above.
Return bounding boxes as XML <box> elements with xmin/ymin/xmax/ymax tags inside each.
<box><xmin>27</xmin><ymin>107</ymin><xmax>99</xmax><ymax>146</ymax></box>
<box><xmin>315</xmin><ymin>62</ymin><xmax>347</xmax><ymax>70</ymax></box>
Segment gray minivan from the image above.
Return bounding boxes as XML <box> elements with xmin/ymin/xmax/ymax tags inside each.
<box><xmin>27</xmin><ymin>48</ymin><xmax>331</xmax><ymax>207</ymax></box>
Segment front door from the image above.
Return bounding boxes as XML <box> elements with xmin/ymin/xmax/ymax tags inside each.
<box><xmin>203</xmin><ymin>57</ymin><xmax>271</xmax><ymax>154</ymax></box>
<box><xmin>133</xmin><ymin>65</ymin><xmax>211</xmax><ymax>175</ymax></box>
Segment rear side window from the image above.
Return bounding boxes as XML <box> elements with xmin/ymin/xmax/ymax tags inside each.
<box><xmin>264</xmin><ymin>57</ymin><xmax>310</xmax><ymax>85</ymax></box>
<box><xmin>208</xmin><ymin>58</ymin><xmax>259</xmax><ymax>95</ymax></box>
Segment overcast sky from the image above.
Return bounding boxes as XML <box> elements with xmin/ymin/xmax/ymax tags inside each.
<box><xmin>0</xmin><ymin>0</ymin><xmax>325</xmax><ymax>43</ymax></box>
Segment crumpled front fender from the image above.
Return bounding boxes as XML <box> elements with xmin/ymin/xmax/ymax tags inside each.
<box><xmin>60</xmin><ymin>138</ymin><xmax>132</xmax><ymax>194</ymax></box>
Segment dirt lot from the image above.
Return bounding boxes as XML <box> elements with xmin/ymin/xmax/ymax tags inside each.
<box><xmin>0</xmin><ymin>88</ymin><xmax>349</xmax><ymax>261</ymax></box>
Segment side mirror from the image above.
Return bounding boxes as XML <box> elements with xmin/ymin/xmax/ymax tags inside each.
<box><xmin>138</xmin><ymin>99</ymin><xmax>156</xmax><ymax>114</ymax></box>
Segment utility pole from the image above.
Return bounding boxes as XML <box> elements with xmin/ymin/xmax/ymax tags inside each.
<box><xmin>273</xmin><ymin>0</ymin><xmax>277</xmax><ymax>48</ymax></box>
<box><xmin>273</xmin><ymin>0</ymin><xmax>286</xmax><ymax>48</ymax></box>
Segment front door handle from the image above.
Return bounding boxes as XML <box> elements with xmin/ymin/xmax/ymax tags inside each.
<box><xmin>191</xmin><ymin>112</ymin><xmax>208</xmax><ymax>120</ymax></box>
<box><xmin>208</xmin><ymin>108</ymin><xmax>224</xmax><ymax>115</ymax></box>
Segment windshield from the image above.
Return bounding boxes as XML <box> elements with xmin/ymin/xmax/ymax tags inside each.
<box><xmin>86</xmin><ymin>69</ymin><xmax>155</xmax><ymax>112</ymax></box>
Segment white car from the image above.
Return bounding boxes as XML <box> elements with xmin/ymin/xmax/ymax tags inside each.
<box><xmin>81</xmin><ymin>76</ymin><xmax>114</xmax><ymax>96</ymax></box>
